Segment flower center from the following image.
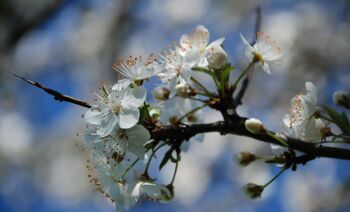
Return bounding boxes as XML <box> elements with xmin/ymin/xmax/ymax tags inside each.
<box><xmin>116</xmin><ymin>129</ymin><xmax>128</xmax><ymax>140</ymax></box>
<box><xmin>111</xmin><ymin>103</ymin><xmax>122</xmax><ymax>114</ymax></box>
<box><xmin>252</xmin><ymin>51</ymin><xmax>264</xmax><ymax>64</ymax></box>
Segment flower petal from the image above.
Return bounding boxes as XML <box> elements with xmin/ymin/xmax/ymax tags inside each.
<box><xmin>112</xmin><ymin>79</ymin><xmax>132</xmax><ymax>91</ymax></box>
<box><xmin>207</xmin><ymin>37</ymin><xmax>225</xmax><ymax>49</ymax></box>
<box><xmin>240</xmin><ymin>33</ymin><xmax>253</xmax><ymax>47</ymax></box>
<box><xmin>127</xmin><ymin>125</ymin><xmax>150</xmax><ymax>144</ymax></box>
<box><xmin>261</xmin><ymin>62</ymin><xmax>271</xmax><ymax>74</ymax></box>
<box><xmin>122</xmin><ymin>86</ymin><xmax>147</xmax><ymax>108</ymax></box>
<box><xmin>305</xmin><ymin>81</ymin><xmax>317</xmax><ymax>104</ymax></box>
<box><xmin>96</xmin><ymin>113</ymin><xmax>118</xmax><ymax>137</ymax></box>
<box><xmin>119</xmin><ymin>107</ymin><xmax>140</xmax><ymax>129</ymax></box>
<box><xmin>84</xmin><ymin>106</ymin><xmax>108</xmax><ymax>125</ymax></box>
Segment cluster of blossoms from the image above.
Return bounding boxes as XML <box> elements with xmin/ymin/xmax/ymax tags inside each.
<box><xmin>82</xmin><ymin>25</ymin><xmax>230</xmax><ymax>211</ymax></box>
<box><xmin>79</xmin><ymin>23</ymin><xmax>349</xmax><ymax>209</ymax></box>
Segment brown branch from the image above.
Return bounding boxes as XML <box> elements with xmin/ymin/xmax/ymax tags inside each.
<box><xmin>151</xmin><ymin>118</ymin><xmax>350</xmax><ymax>161</ymax></box>
<box><xmin>15</xmin><ymin>72</ymin><xmax>350</xmax><ymax>161</ymax></box>
<box><xmin>12</xmin><ymin>73</ymin><xmax>91</xmax><ymax>108</ymax></box>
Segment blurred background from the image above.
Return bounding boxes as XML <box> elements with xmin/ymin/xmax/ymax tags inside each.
<box><xmin>1</xmin><ymin>0</ymin><xmax>350</xmax><ymax>211</ymax></box>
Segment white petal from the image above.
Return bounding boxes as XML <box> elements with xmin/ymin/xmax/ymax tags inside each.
<box><xmin>119</xmin><ymin>108</ymin><xmax>139</xmax><ymax>129</ymax></box>
<box><xmin>128</xmin><ymin>143</ymin><xmax>146</xmax><ymax>159</ymax></box>
<box><xmin>305</xmin><ymin>81</ymin><xmax>317</xmax><ymax>104</ymax></box>
<box><xmin>112</xmin><ymin>79</ymin><xmax>132</xmax><ymax>91</ymax></box>
<box><xmin>240</xmin><ymin>33</ymin><xmax>253</xmax><ymax>47</ymax></box>
<box><xmin>83</xmin><ymin>106</ymin><xmax>108</xmax><ymax>125</ymax></box>
<box><xmin>271</xmin><ymin>143</ymin><xmax>287</xmax><ymax>155</ymax></box>
<box><xmin>127</xmin><ymin>125</ymin><xmax>150</xmax><ymax>144</ymax></box>
<box><xmin>122</xmin><ymin>86</ymin><xmax>147</xmax><ymax>108</ymax></box>
<box><xmin>180</xmin><ymin>65</ymin><xmax>192</xmax><ymax>83</ymax></box>
<box><xmin>142</xmin><ymin>183</ymin><xmax>162</xmax><ymax>198</ymax></box>
<box><xmin>194</xmin><ymin>25</ymin><xmax>210</xmax><ymax>46</ymax></box>
<box><xmin>207</xmin><ymin>37</ymin><xmax>225</xmax><ymax>49</ymax></box>
<box><xmin>261</xmin><ymin>62</ymin><xmax>271</xmax><ymax>74</ymax></box>
<box><xmin>180</xmin><ymin>34</ymin><xmax>192</xmax><ymax>49</ymax></box>
<box><xmin>283</xmin><ymin>114</ymin><xmax>291</xmax><ymax>128</ymax></box>
<box><xmin>96</xmin><ymin>113</ymin><xmax>118</xmax><ymax>137</ymax></box>
<box><xmin>131</xmin><ymin>182</ymin><xmax>141</xmax><ymax>198</ymax></box>
<box><xmin>168</xmin><ymin>78</ymin><xmax>178</xmax><ymax>98</ymax></box>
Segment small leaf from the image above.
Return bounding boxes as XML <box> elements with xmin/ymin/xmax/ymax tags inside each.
<box><xmin>192</xmin><ymin>67</ymin><xmax>212</xmax><ymax>76</ymax></box>
<box><xmin>222</xmin><ymin>63</ymin><xmax>235</xmax><ymax>82</ymax></box>
<box><xmin>144</xmin><ymin>140</ymin><xmax>158</xmax><ymax>150</ymax></box>
<box><xmin>159</xmin><ymin>149</ymin><xmax>173</xmax><ymax>170</ymax></box>
<box><xmin>323</xmin><ymin>106</ymin><xmax>350</xmax><ymax>135</ymax></box>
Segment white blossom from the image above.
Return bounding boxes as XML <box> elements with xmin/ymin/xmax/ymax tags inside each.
<box><xmin>283</xmin><ymin>82</ymin><xmax>324</xmax><ymax>142</ymax></box>
<box><xmin>84</xmin><ymin>86</ymin><xmax>146</xmax><ymax>136</ymax></box>
<box><xmin>157</xmin><ymin>45</ymin><xmax>197</xmax><ymax>97</ymax></box>
<box><xmin>179</xmin><ymin>25</ymin><xmax>225</xmax><ymax>67</ymax></box>
<box><xmin>112</xmin><ymin>55</ymin><xmax>160</xmax><ymax>91</ymax></box>
<box><xmin>98</xmin><ymin>124</ymin><xmax>151</xmax><ymax>159</ymax></box>
<box><xmin>240</xmin><ymin>32</ymin><xmax>282</xmax><ymax>74</ymax></box>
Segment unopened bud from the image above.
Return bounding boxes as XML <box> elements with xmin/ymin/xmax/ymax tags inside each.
<box><xmin>153</xmin><ymin>87</ymin><xmax>170</xmax><ymax>101</ymax></box>
<box><xmin>243</xmin><ymin>183</ymin><xmax>264</xmax><ymax>199</ymax></box>
<box><xmin>206</xmin><ymin>44</ymin><xmax>228</xmax><ymax>69</ymax></box>
<box><xmin>236</xmin><ymin>152</ymin><xmax>257</xmax><ymax>166</ymax></box>
<box><xmin>321</xmin><ymin>127</ymin><xmax>332</xmax><ymax>137</ymax></box>
<box><xmin>333</xmin><ymin>90</ymin><xmax>350</xmax><ymax>109</ymax></box>
<box><xmin>245</xmin><ymin>118</ymin><xmax>266</xmax><ymax>134</ymax></box>
<box><xmin>175</xmin><ymin>83</ymin><xmax>192</xmax><ymax>98</ymax></box>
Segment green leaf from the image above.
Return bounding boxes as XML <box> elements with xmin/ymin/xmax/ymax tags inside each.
<box><xmin>222</xmin><ymin>63</ymin><xmax>235</xmax><ymax>82</ymax></box>
<box><xmin>159</xmin><ymin>149</ymin><xmax>173</xmax><ymax>170</ymax></box>
<box><xmin>144</xmin><ymin>140</ymin><xmax>158</xmax><ymax>151</ymax></box>
<box><xmin>323</xmin><ymin>105</ymin><xmax>350</xmax><ymax>135</ymax></box>
<box><xmin>192</xmin><ymin>67</ymin><xmax>213</xmax><ymax>76</ymax></box>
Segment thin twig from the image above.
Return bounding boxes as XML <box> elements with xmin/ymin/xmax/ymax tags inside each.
<box><xmin>12</xmin><ymin>72</ymin><xmax>92</xmax><ymax>108</ymax></box>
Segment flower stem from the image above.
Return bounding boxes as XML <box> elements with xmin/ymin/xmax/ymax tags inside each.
<box><xmin>263</xmin><ymin>167</ymin><xmax>287</xmax><ymax>188</ymax></box>
<box><xmin>170</xmin><ymin>159</ymin><xmax>179</xmax><ymax>185</ymax></box>
<box><xmin>191</xmin><ymin>77</ymin><xmax>215</xmax><ymax>97</ymax></box>
<box><xmin>266</xmin><ymin>131</ymin><xmax>289</xmax><ymax>147</ymax></box>
<box><xmin>189</xmin><ymin>97</ymin><xmax>208</xmax><ymax>103</ymax></box>
<box><xmin>232</xmin><ymin>61</ymin><xmax>256</xmax><ymax>88</ymax></box>
<box><xmin>177</xmin><ymin>103</ymin><xmax>208</xmax><ymax>123</ymax></box>
<box><xmin>319</xmin><ymin>115</ymin><xmax>334</xmax><ymax>123</ymax></box>
<box><xmin>144</xmin><ymin>142</ymin><xmax>168</xmax><ymax>175</ymax></box>
<box><xmin>121</xmin><ymin>158</ymin><xmax>140</xmax><ymax>178</ymax></box>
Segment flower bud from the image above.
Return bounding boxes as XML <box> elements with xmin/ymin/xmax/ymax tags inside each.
<box><xmin>206</xmin><ymin>44</ymin><xmax>228</xmax><ymax>69</ymax></box>
<box><xmin>175</xmin><ymin>83</ymin><xmax>192</xmax><ymax>98</ymax></box>
<box><xmin>243</xmin><ymin>183</ymin><xmax>264</xmax><ymax>199</ymax></box>
<box><xmin>236</xmin><ymin>152</ymin><xmax>257</xmax><ymax>166</ymax></box>
<box><xmin>333</xmin><ymin>90</ymin><xmax>350</xmax><ymax>109</ymax></box>
<box><xmin>245</xmin><ymin>118</ymin><xmax>266</xmax><ymax>134</ymax></box>
<box><xmin>153</xmin><ymin>87</ymin><xmax>170</xmax><ymax>101</ymax></box>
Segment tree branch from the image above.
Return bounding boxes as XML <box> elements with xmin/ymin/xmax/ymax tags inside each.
<box><xmin>15</xmin><ymin>68</ymin><xmax>350</xmax><ymax>161</ymax></box>
<box><xmin>151</xmin><ymin>118</ymin><xmax>350</xmax><ymax>161</ymax></box>
<box><xmin>12</xmin><ymin>73</ymin><xmax>92</xmax><ymax>108</ymax></box>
